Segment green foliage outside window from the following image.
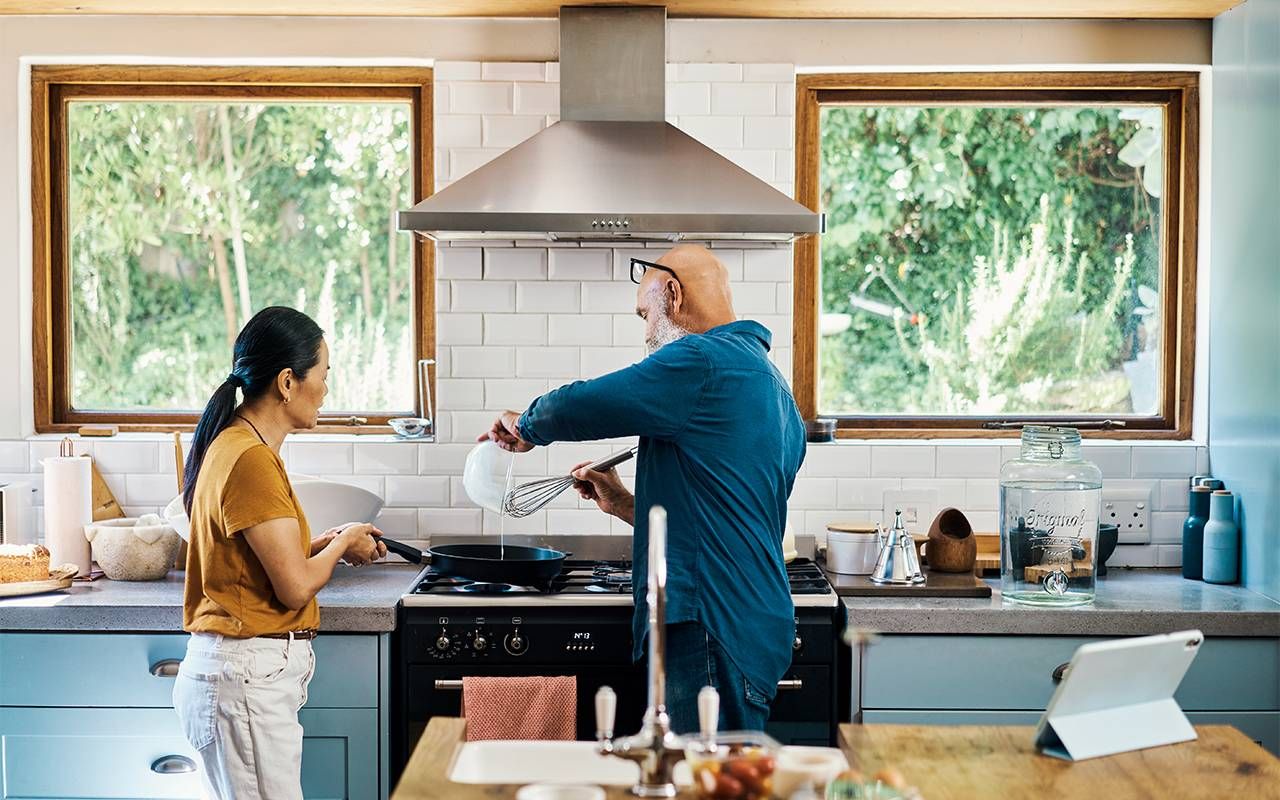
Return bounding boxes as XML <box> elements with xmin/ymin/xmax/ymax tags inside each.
<box><xmin>818</xmin><ymin>105</ymin><xmax>1163</xmax><ymax>417</ymax></box>
<box><xmin>67</xmin><ymin>100</ymin><xmax>414</xmax><ymax>414</ymax></box>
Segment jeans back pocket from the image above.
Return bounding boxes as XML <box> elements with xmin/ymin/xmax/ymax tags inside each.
<box><xmin>173</xmin><ymin>663</ymin><xmax>220</xmax><ymax>751</ymax></box>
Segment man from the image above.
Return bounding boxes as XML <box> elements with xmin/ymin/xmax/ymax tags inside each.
<box><xmin>480</xmin><ymin>244</ymin><xmax>805</xmax><ymax>733</ymax></box>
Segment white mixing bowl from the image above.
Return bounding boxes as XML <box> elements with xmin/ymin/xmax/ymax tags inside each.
<box><xmin>164</xmin><ymin>477</ymin><xmax>384</xmax><ymax>541</ymax></box>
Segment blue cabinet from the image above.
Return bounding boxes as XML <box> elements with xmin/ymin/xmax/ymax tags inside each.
<box><xmin>0</xmin><ymin>633</ymin><xmax>389</xmax><ymax>800</ymax></box>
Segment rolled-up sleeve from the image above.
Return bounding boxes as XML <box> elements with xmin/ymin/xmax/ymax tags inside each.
<box><xmin>518</xmin><ymin>339</ymin><xmax>709</xmax><ymax>446</ymax></box>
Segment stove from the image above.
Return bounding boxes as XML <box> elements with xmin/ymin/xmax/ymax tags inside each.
<box><xmin>391</xmin><ymin>540</ymin><xmax>848</xmax><ymax>781</ymax></box>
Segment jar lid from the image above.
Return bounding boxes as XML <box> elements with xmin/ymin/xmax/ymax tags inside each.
<box><xmin>827</xmin><ymin>522</ymin><xmax>878</xmax><ymax>534</ymax></box>
<box><xmin>1213</xmin><ymin>490</ymin><xmax>1233</xmax><ymax>496</ymax></box>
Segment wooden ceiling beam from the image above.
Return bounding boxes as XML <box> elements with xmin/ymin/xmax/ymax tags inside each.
<box><xmin>0</xmin><ymin>1</ymin><xmax>1244</xmax><ymax>19</ymax></box>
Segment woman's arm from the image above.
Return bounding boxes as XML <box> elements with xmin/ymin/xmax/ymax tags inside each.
<box><xmin>243</xmin><ymin>521</ymin><xmax>381</xmax><ymax>611</ymax></box>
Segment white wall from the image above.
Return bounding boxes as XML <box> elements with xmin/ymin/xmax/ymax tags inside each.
<box><xmin>0</xmin><ymin>16</ymin><xmax>1212</xmax><ymax>566</ymax></box>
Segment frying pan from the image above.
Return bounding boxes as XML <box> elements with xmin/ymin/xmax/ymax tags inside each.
<box><xmin>380</xmin><ymin>537</ymin><xmax>568</xmax><ymax>588</ymax></box>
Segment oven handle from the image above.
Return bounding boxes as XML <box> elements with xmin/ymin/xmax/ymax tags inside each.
<box><xmin>435</xmin><ymin>679</ymin><xmax>463</xmax><ymax>690</ymax></box>
<box><xmin>435</xmin><ymin>678</ymin><xmax>802</xmax><ymax>691</ymax></box>
<box><xmin>776</xmin><ymin>678</ymin><xmax>804</xmax><ymax>691</ymax></box>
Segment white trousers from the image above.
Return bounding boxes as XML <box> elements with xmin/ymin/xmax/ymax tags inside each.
<box><xmin>172</xmin><ymin>632</ymin><xmax>316</xmax><ymax>800</ymax></box>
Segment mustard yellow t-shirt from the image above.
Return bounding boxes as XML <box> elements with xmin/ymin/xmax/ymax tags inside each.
<box><xmin>183</xmin><ymin>426</ymin><xmax>319</xmax><ymax>637</ymax></box>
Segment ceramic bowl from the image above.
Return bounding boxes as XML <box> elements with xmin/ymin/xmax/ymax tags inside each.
<box><xmin>84</xmin><ymin>516</ymin><xmax>180</xmax><ymax>581</ymax></box>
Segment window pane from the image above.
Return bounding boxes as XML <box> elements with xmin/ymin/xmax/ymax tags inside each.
<box><xmin>818</xmin><ymin>105</ymin><xmax>1163</xmax><ymax>417</ymax></box>
<box><xmin>66</xmin><ymin>100</ymin><xmax>415</xmax><ymax>414</ymax></box>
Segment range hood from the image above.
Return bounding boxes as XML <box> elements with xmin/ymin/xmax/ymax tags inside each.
<box><xmin>398</xmin><ymin>5</ymin><xmax>822</xmax><ymax>243</ymax></box>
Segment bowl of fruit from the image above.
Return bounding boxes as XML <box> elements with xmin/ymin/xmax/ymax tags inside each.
<box><xmin>685</xmin><ymin>732</ymin><xmax>780</xmax><ymax>800</ymax></box>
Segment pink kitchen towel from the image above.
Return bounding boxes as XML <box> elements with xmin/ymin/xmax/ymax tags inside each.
<box><xmin>462</xmin><ymin>675</ymin><xmax>577</xmax><ymax>741</ymax></box>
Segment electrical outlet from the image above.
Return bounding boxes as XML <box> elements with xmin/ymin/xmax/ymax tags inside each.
<box><xmin>1102</xmin><ymin>488</ymin><xmax>1153</xmax><ymax>544</ymax></box>
<box><xmin>882</xmin><ymin>489</ymin><xmax>939</xmax><ymax>535</ymax></box>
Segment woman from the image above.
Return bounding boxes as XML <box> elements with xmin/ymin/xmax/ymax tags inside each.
<box><xmin>173</xmin><ymin>306</ymin><xmax>386</xmax><ymax>800</ymax></box>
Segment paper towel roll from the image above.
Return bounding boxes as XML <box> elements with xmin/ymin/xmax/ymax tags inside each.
<box><xmin>43</xmin><ymin>455</ymin><xmax>92</xmax><ymax>575</ymax></box>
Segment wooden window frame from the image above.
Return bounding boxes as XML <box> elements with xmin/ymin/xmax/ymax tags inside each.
<box><xmin>31</xmin><ymin>64</ymin><xmax>435</xmax><ymax>434</ymax></box>
<box><xmin>793</xmin><ymin>71</ymin><xmax>1199</xmax><ymax>440</ymax></box>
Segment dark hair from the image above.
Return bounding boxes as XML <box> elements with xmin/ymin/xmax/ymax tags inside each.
<box><xmin>183</xmin><ymin>306</ymin><xmax>325</xmax><ymax>514</ymax></box>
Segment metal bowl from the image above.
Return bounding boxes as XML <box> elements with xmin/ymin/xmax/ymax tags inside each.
<box><xmin>388</xmin><ymin>417</ymin><xmax>433</xmax><ymax>439</ymax></box>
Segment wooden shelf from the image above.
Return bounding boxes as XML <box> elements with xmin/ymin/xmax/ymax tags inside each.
<box><xmin>0</xmin><ymin>1</ymin><xmax>1245</xmax><ymax>20</ymax></box>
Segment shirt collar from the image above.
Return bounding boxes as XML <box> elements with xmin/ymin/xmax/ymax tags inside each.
<box><xmin>705</xmin><ymin>319</ymin><xmax>773</xmax><ymax>351</ymax></box>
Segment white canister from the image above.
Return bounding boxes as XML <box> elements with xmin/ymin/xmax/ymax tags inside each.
<box><xmin>43</xmin><ymin>453</ymin><xmax>92</xmax><ymax>575</ymax></box>
<box><xmin>826</xmin><ymin>530</ymin><xmax>881</xmax><ymax>575</ymax></box>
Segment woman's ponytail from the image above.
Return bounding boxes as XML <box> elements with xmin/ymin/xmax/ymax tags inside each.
<box><xmin>182</xmin><ymin>307</ymin><xmax>325</xmax><ymax>515</ymax></box>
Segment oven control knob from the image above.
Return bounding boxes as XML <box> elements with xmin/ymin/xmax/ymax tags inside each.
<box><xmin>505</xmin><ymin>633</ymin><xmax>527</xmax><ymax>656</ymax></box>
<box><xmin>472</xmin><ymin>634</ymin><xmax>488</xmax><ymax>651</ymax></box>
<box><xmin>793</xmin><ymin>635</ymin><xmax>804</xmax><ymax>652</ymax></box>
<box><xmin>435</xmin><ymin>635</ymin><xmax>452</xmax><ymax>652</ymax></box>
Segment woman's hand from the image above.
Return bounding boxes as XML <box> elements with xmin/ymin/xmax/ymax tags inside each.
<box><xmin>571</xmin><ymin>461</ymin><xmax>635</xmax><ymax>525</ymax></box>
<box><xmin>309</xmin><ymin>525</ymin><xmax>347</xmax><ymax>556</ymax></box>
<box><xmin>337</xmin><ymin>523</ymin><xmax>386</xmax><ymax>567</ymax></box>
<box><xmin>478</xmin><ymin>410</ymin><xmax>534</xmax><ymax>453</ymax></box>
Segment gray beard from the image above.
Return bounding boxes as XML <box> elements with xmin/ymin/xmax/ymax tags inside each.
<box><xmin>645</xmin><ymin>307</ymin><xmax>691</xmax><ymax>355</ymax></box>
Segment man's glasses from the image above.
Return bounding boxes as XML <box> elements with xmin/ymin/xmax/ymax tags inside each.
<box><xmin>629</xmin><ymin>257</ymin><xmax>681</xmax><ymax>286</ymax></box>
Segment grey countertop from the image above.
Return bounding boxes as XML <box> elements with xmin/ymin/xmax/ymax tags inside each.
<box><xmin>843</xmin><ymin>569</ymin><xmax>1280</xmax><ymax>637</ymax></box>
<box><xmin>0</xmin><ymin>563</ymin><xmax>424</xmax><ymax>633</ymax></box>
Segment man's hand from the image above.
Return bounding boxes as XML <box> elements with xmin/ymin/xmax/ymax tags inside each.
<box><xmin>478</xmin><ymin>410</ymin><xmax>534</xmax><ymax>453</ymax></box>
<box><xmin>571</xmin><ymin>461</ymin><xmax>635</xmax><ymax>525</ymax></box>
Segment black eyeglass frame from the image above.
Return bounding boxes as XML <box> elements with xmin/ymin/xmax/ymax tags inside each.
<box><xmin>629</xmin><ymin>257</ymin><xmax>681</xmax><ymax>286</ymax></box>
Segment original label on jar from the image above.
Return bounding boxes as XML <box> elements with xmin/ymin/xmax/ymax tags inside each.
<box><xmin>1020</xmin><ymin>490</ymin><xmax>1099</xmax><ymax>567</ymax></box>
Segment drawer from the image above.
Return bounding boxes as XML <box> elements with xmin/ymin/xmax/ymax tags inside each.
<box><xmin>862</xmin><ymin>635</ymin><xmax>1280</xmax><ymax>712</ymax></box>
<box><xmin>0</xmin><ymin>633</ymin><xmax>378</xmax><ymax>709</ymax></box>
<box><xmin>860</xmin><ymin>710</ymin><xmax>1280</xmax><ymax>756</ymax></box>
<box><xmin>0</xmin><ymin>706</ymin><xmax>379</xmax><ymax>799</ymax></box>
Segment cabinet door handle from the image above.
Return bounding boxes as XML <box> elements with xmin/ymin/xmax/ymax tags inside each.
<box><xmin>150</xmin><ymin>659</ymin><xmax>182</xmax><ymax>678</ymax></box>
<box><xmin>1051</xmin><ymin>662</ymin><xmax>1071</xmax><ymax>683</ymax></box>
<box><xmin>151</xmin><ymin>755</ymin><xmax>196</xmax><ymax>774</ymax></box>
<box><xmin>776</xmin><ymin>679</ymin><xmax>804</xmax><ymax>691</ymax></box>
<box><xmin>435</xmin><ymin>679</ymin><xmax>463</xmax><ymax>690</ymax></box>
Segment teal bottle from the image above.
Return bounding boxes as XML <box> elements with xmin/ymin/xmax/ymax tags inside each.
<box><xmin>1203</xmin><ymin>490</ymin><xmax>1239</xmax><ymax>584</ymax></box>
<box><xmin>1182</xmin><ymin>486</ymin><xmax>1212</xmax><ymax>580</ymax></box>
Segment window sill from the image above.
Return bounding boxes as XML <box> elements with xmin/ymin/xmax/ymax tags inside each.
<box><xmin>806</xmin><ymin>437</ymin><xmax>1206</xmax><ymax>447</ymax></box>
<box><xmin>25</xmin><ymin>431</ymin><xmax>434</xmax><ymax>445</ymax></box>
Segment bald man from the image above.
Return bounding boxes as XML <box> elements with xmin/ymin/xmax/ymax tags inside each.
<box><xmin>481</xmin><ymin>244</ymin><xmax>805</xmax><ymax>734</ymax></box>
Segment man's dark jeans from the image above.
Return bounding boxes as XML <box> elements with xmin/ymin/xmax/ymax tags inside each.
<box><xmin>659</xmin><ymin>621</ymin><xmax>774</xmax><ymax>734</ymax></box>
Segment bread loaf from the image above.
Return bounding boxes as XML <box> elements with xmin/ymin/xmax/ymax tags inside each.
<box><xmin>0</xmin><ymin>543</ymin><xmax>51</xmax><ymax>583</ymax></box>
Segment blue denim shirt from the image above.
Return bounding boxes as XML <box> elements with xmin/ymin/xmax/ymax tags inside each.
<box><xmin>519</xmin><ymin>320</ymin><xmax>806</xmax><ymax>697</ymax></box>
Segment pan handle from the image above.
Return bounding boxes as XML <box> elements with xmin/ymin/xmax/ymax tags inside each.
<box><xmin>380</xmin><ymin>536</ymin><xmax>426</xmax><ymax>564</ymax></box>
<box><xmin>587</xmin><ymin>446</ymin><xmax>639</xmax><ymax>473</ymax></box>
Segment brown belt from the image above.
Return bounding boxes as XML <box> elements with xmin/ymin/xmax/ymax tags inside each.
<box><xmin>258</xmin><ymin>629</ymin><xmax>318</xmax><ymax>641</ymax></box>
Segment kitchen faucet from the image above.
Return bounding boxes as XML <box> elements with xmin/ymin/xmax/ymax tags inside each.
<box><xmin>595</xmin><ymin>505</ymin><xmax>716</xmax><ymax>798</ymax></box>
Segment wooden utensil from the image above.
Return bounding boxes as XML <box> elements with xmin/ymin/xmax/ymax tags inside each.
<box><xmin>172</xmin><ymin>433</ymin><xmax>188</xmax><ymax>570</ymax></box>
<box><xmin>924</xmin><ymin>507</ymin><xmax>977</xmax><ymax>572</ymax></box>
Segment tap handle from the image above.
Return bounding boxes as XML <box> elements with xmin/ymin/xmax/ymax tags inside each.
<box><xmin>698</xmin><ymin>686</ymin><xmax>719</xmax><ymax>739</ymax></box>
<box><xmin>595</xmin><ymin>686</ymin><xmax>616</xmax><ymax>739</ymax></box>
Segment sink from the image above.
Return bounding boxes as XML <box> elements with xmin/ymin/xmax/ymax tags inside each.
<box><xmin>448</xmin><ymin>740</ymin><xmax>692</xmax><ymax>786</ymax></box>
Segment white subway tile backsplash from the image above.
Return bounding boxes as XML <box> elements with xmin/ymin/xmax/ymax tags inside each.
<box><xmin>450</xmin><ymin>82</ymin><xmax>512</xmax><ymax>114</ymax></box>
<box><xmin>582</xmin><ymin>281</ymin><xmax>639</xmax><ymax>312</ymax></box>
<box><xmin>434</xmin><ymin>61</ymin><xmax>482</xmax><ymax>81</ymax></box>
<box><xmin>775</xmin><ymin>283</ymin><xmax>792</xmax><ymax>313</ymax></box>
<box><xmin>483</xmin><ymin>509</ymin><xmax>547</xmax><ymax>535</ymax></box>
<box><xmin>1110</xmin><ymin>544</ymin><xmax>1160</xmax><ymax>568</ymax></box>
<box><xmin>517</xmin><ymin>347</ymin><xmax>580</xmax><ymax>378</ymax></box>
<box><xmin>966</xmin><ymin>510</ymin><xmax>999</xmax><ymax>533</ymax></box>
<box><xmin>802</xmin><ymin>444</ymin><xmax>870</xmax><ymax>477</ymax></box>
<box><xmin>290</xmin><ymin>441</ymin><xmax>354</xmax><ymax>474</ymax></box>
<box><xmin>452</xmin><ymin>347</ymin><xmax>516</xmax><ymax>377</ymax></box>
<box><xmin>775</xmin><ymin>83</ymin><xmax>796</xmax><ymax>114</ymax></box>
<box><xmin>1156</xmin><ymin>545</ymin><xmax>1183</xmax><ymax>568</ymax></box>
<box><xmin>92</xmin><ymin>441</ymin><xmax>159</xmax><ymax>474</ymax></box>
<box><xmin>451</xmin><ymin>280</ymin><xmax>516</xmax><ymax>312</ymax></box>
<box><xmin>743</xmin><ymin>117</ymin><xmax>792</xmax><ymax>151</ymax></box>
<box><xmin>1159</xmin><ymin>479</ymin><xmax>1191</xmax><ymax>511</ymax></box>
<box><xmin>1131</xmin><ymin>446</ymin><xmax>1198</xmax><ymax>478</ymax></box>
<box><xmin>549</xmin><ymin>249</ymin><xmax>612</xmax><ymax>281</ymax></box>
<box><xmin>936</xmin><ymin>445</ymin><xmax>1001</xmax><ymax>478</ymax></box>
<box><xmin>418</xmin><ymin>507</ymin><xmax>484</xmax><ymax>535</ymax></box>
<box><xmin>677</xmin><ymin>116</ymin><xmax>744</xmax><ymax>149</ymax></box>
<box><xmin>667</xmin><ymin>82</ymin><xmax>711</xmax><ymax>116</ymax></box>
<box><xmin>677</xmin><ymin>63</ymin><xmax>743</xmax><ymax>82</ymax></box>
<box><xmin>374</xmin><ymin>507</ymin><xmax>418</xmax><ymax>538</ymax></box>
<box><xmin>385</xmin><ymin>476</ymin><xmax>450</xmax><ymax>507</ymax></box>
<box><xmin>436</xmin><ymin>114</ymin><xmax>482</xmax><ymax>147</ymax></box>
<box><xmin>1081</xmin><ymin>445</ymin><xmax>1132</xmax><ymax>479</ymax></box>
<box><xmin>713</xmin><ymin>83</ymin><xmax>776</xmax><ymax>115</ymax></box>
<box><xmin>742</xmin><ymin>248</ymin><xmax>792</xmax><ymax>282</ymax></box>
<box><xmin>902</xmin><ymin>478</ymin><xmax>968</xmax><ymax>512</ymax></box>
<box><xmin>1196</xmin><ymin>447</ymin><xmax>1209</xmax><ymax>474</ymax></box>
<box><xmin>580</xmin><ymin>346</ymin><xmax>643</xmax><ymax>376</ymax></box>
<box><xmin>484</xmin><ymin>314</ymin><xmax>547</xmax><ymax>345</ymax></box>
<box><xmin>785</xmin><ymin>477</ymin><xmax>839</xmax><ymax>509</ymax></box>
<box><xmin>450</xmin><ymin>148</ymin><xmax>505</xmax><ymax>179</ymax></box>
<box><xmin>720</xmin><ymin>149</ymin><xmax>775</xmax><ymax>182</ymax></box>
<box><xmin>838</xmin><ymin>478</ymin><xmax>903</xmax><ymax>508</ymax></box>
<box><xmin>437</xmin><ymin>378</ymin><xmax>485</xmax><ymax>410</ymax></box>
<box><xmin>481</xmin><ymin>114</ymin><xmax>545</xmax><ymax>149</ymax></box>
<box><xmin>549</xmin><ymin>314</ymin><xmax>612</xmax><ymax>345</ymax></box>
<box><xmin>354</xmin><ymin>442</ymin><xmax>418</xmax><ymax>475</ymax></box>
<box><xmin>418</xmin><ymin>443</ymin><xmax>475</xmax><ymax>475</ymax></box>
<box><xmin>612</xmin><ymin>315</ymin><xmax>645</xmax><ymax>347</ymax></box>
<box><xmin>730</xmin><ymin>282</ymin><xmax>777</xmax><ymax>314</ymax></box>
<box><xmin>438</xmin><ymin>313</ymin><xmax>484</xmax><ymax>345</ymax></box>
<box><xmin>125</xmin><ymin>474</ymin><xmax>180</xmax><ymax>506</ymax></box>
<box><xmin>518</xmin><ymin>282</ymin><xmax>581</xmax><ymax>313</ymax></box>
<box><xmin>481</xmin><ymin>62</ymin><xmax>545</xmax><ymax>82</ymax></box>
<box><xmin>484</xmin><ymin>379</ymin><xmax>549</xmax><ymax>411</ymax></box>
<box><xmin>485</xmin><ymin>247</ymin><xmax>547</xmax><ymax>280</ymax></box>
<box><xmin>0</xmin><ymin>442</ymin><xmax>26</xmax><ymax>472</ymax></box>
<box><xmin>548</xmin><ymin>509</ymin><xmax>612</xmax><ymax>534</ymax></box>
<box><xmin>513</xmin><ymin>82</ymin><xmax>558</xmax><ymax>115</ymax></box>
<box><xmin>870</xmin><ymin>446</ymin><xmax>935</xmax><ymax>478</ymax></box>
<box><xmin>965</xmin><ymin>479</ymin><xmax>1000</xmax><ymax>511</ymax></box>
<box><xmin>1150</xmin><ymin>511</ymin><xmax>1185</xmax><ymax>544</ymax></box>
<box><xmin>742</xmin><ymin>63</ymin><xmax>793</xmax><ymax>82</ymax></box>
<box><xmin>30</xmin><ymin>440</ymin><xmax>92</xmax><ymax>472</ymax></box>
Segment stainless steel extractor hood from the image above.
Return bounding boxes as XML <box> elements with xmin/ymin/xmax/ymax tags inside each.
<box><xmin>398</xmin><ymin>5</ymin><xmax>822</xmax><ymax>243</ymax></box>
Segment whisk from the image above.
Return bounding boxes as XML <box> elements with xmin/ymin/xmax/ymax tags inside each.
<box><xmin>503</xmin><ymin>446</ymin><xmax>639</xmax><ymax>518</ymax></box>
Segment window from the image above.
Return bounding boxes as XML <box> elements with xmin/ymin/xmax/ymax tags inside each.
<box><xmin>794</xmin><ymin>73</ymin><xmax>1199</xmax><ymax>438</ymax></box>
<box><xmin>32</xmin><ymin>66</ymin><xmax>434</xmax><ymax>432</ymax></box>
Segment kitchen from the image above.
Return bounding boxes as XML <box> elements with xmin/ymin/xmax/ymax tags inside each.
<box><xmin>0</xmin><ymin>2</ymin><xmax>1278</xmax><ymax>799</ymax></box>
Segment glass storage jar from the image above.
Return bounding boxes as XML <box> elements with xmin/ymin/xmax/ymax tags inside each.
<box><xmin>1000</xmin><ymin>426</ymin><xmax>1102</xmax><ymax>606</ymax></box>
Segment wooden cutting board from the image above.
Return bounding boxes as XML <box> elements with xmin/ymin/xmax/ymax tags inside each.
<box><xmin>89</xmin><ymin>460</ymin><xmax>125</xmax><ymax>521</ymax></box>
<box><xmin>823</xmin><ymin>566</ymin><xmax>992</xmax><ymax>597</ymax></box>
